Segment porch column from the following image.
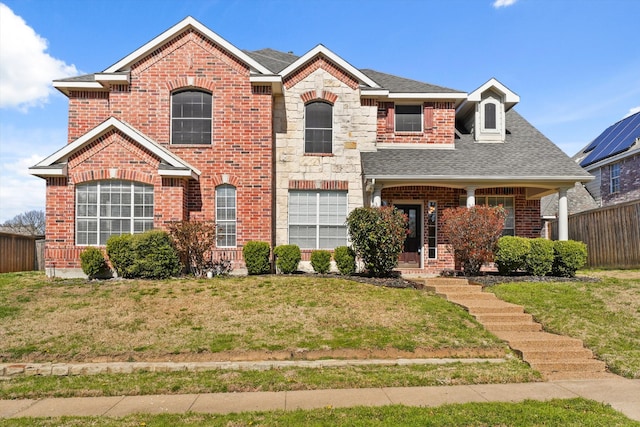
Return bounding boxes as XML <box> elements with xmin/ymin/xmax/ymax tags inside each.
<box><xmin>372</xmin><ymin>185</ymin><xmax>382</xmax><ymax>207</ymax></box>
<box><xmin>558</xmin><ymin>187</ymin><xmax>569</xmax><ymax>241</ymax></box>
<box><xmin>465</xmin><ymin>186</ymin><xmax>476</xmax><ymax>208</ymax></box>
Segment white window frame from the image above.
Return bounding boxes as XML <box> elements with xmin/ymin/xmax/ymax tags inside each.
<box><xmin>288</xmin><ymin>190</ymin><xmax>348</xmax><ymax>249</ymax></box>
<box><xmin>76</xmin><ymin>180</ymin><xmax>154</xmax><ymax>246</ymax></box>
<box><xmin>427</xmin><ymin>200</ymin><xmax>437</xmax><ymax>259</ymax></box>
<box><xmin>610</xmin><ymin>163</ymin><xmax>621</xmax><ymax>193</ymax></box>
<box><xmin>395</xmin><ymin>104</ymin><xmax>423</xmax><ymax>133</ymax></box>
<box><xmin>216</xmin><ymin>184</ymin><xmax>237</xmax><ymax>248</ymax></box>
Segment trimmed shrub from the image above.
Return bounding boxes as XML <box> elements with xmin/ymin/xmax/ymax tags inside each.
<box><xmin>80</xmin><ymin>247</ymin><xmax>110</xmax><ymax>279</ymax></box>
<box><xmin>274</xmin><ymin>244</ymin><xmax>301</xmax><ymax>274</ymax></box>
<box><xmin>106</xmin><ymin>231</ymin><xmax>181</xmax><ymax>279</ymax></box>
<box><xmin>553</xmin><ymin>240</ymin><xmax>588</xmax><ymax>277</ymax></box>
<box><xmin>346</xmin><ymin>206</ymin><xmax>408</xmax><ymax>277</ymax></box>
<box><xmin>129</xmin><ymin>230</ymin><xmax>182</xmax><ymax>279</ymax></box>
<box><xmin>310</xmin><ymin>250</ymin><xmax>331</xmax><ymax>274</ymax></box>
<box><xmin>106</xmin><ymin>234</ymin><xmax>136</xmax><ymax>278</ymax></box>
<box><xmin>495</xmin><ymin>236</ymin><xmax>531</xmax><ymax>275</ymax></box>
<box><xmin>525</xmin><ymin>238</ymin><xmax>555</xmax><ymax>276</ymax></box>
<box><xmin>334</xmin><ymin>246</ymin><xmax>356</xmax><ymax>275</ymax></box>
<box><xmin>167</xmin><ymin>220</ymin><xmax>217</xmax><ymax>277</ymax></box>
<box><xmin>440</xmin><ymin>206</ymin><xmax>506</xmax><ymax>276</ymax></box>
<box><xmin>243</xmin><ymin>241</ymin><xmax>271</xmax><ymax>275</ymax></box>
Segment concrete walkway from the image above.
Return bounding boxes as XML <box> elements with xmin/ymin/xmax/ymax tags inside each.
<box><xmin>2</xmin><ymin>377</ymin><xmax>639</xmax><ymax>420</ymax></box>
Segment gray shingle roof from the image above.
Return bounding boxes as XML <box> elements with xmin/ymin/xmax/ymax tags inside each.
<box><xmin>360</xmin><ymin>69</ymin><xmax>462</xmax><ymax>93</ymax></box>
<box><xmin>243</xmin><ymin>48</ymin><xmax>299</xmax><ymax>73</ymax></box>
<box><xmin>361</xmin><ymin>110</ymin><xmax>592</xmax><ymax>180</ymax></box>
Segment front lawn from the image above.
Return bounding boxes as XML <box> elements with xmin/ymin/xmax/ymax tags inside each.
<box><xmin>488</xmin><ymin>272</ymin><xmax>640</xmax><ymax>378</ymax></box>
<box><xmin>0</xmin><ymin>272</ymin><xmax>504</xmax><ymax>362</ymax></box>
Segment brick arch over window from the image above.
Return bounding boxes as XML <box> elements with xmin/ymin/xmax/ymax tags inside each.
<box><xmin>166</xmin><ymin>77</ymin><xmax>217</xmax><ymax>93</ymax></box>
<box><xmin>71</xmin><ymin>169</ymin><xmax>156</xmax><ymax>186</ymax></box>
<box><xmin>301</xmin><ymin>90</ymin><xmax>338</xmax><ymax>105</ymax></box>
<box><xmin>211</xmin><ymin>173</ymin><xmax>241</xmax><ymax>187</ymax></box>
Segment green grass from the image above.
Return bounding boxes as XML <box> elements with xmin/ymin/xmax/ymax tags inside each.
<box><xmin>0</xmin><ymin>272</ymin><xmax>505</xmax><ymax>362</ymax></box>
<box><xmin>0</xmin><ymin>358</ymin><xmax>538</xmax><ymax>399</ymax></box>
<box><xmin>3</xmin><ymin>399</ymin><xmax>638</xmax><ymax>426</ymax></box>
<box><xmin>488</xmin><ymin>275</ymin><xmax>640</xmax><ymax>378</ymax></box>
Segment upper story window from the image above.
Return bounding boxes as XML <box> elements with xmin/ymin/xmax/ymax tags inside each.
<box><xmin>484</xmin><ymin>103</ymin><xmax>497</xmax><ymax>129</ymax></box>
<box><xmin>610</xmin><ymin>163</ymin><xmax>621</xmax><ymax>193</ymax></box>
<box><xmin>216</xmin><ymin>184</ymin><xmax>237</xmax><ymax>247</ymax></box>
<box><xmin>305</xmin><ymin>101</ymin><xmax>332</xmax><ymax>154</ymax></box>
<box><xmin>395</xmin><ymin>105</ymin><xmax>422</xmax><ymax>132</ymax></box>
<box><xmin>171</xmin><ymin>90</ymin><xmax>212</xmax><ymax>144</ymax></box>
<box><xmin>76</xmin><ymin>180</ymin><xmax>154</xmax><ymax>246</ymax></box>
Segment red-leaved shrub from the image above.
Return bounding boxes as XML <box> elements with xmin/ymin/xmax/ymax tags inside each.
<box><xmin>441</xmin><ymin>206</ymin><xmax>506</xmax><ymax>276</ymax></box>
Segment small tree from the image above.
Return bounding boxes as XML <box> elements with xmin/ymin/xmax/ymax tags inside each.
<box><xmin>167</xmin><ymin>220</ymin><xmax>218</xmax><ymax>277</ymax></box>
<box><xmin>441</xmin><ymin>206</ymin><xmax>506</xmax><ymax>276</ymax></box>
<box><xmin>346</xmin><ymin>206</ymin><xmax>408</xmax><ymax>277</ymax></box>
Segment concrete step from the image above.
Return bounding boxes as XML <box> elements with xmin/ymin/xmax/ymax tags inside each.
<box><xmin>445</xmin><ymin>293</ymin><xmax>501</xmax><ymax>302</ymax></box>
<box><xmin>496</xmin><ymin>332</ymin><xmax>586</xmax><ymax>347</ymax></box>
<box><xmin>474</xmin><ymin>313</ymin><xmax>534</xmax><ymax>323</ymax></box>
<box><xmin>483</xmin><ymin>322</ymin><xmax>543</xmax><ymax>332</ymax></box>
<box><xmin>467</xmin><ymin>303</ymin><xmax>524</xmax><ymax>315</ymax></box>
<box><xmin>425</xmin><ymin>278</ymin><xmax>470</xmax><ymax>286</ymax></box>
<box><xmin>520</xmin><ymin>348</ymin><xmax>595</xmax><ymax>361</ymax></box>
<box><xmin>529</xmin><ymin>359</ymin><xmax>607</xmax><ymax>373</ymax></box>
<box><xmin>425</xmin><ymin>284</ymin><xmax>483</xmax><ymax>294</ymax></box>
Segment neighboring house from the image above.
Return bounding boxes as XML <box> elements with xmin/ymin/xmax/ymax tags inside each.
<box><xmin>573</xmin><ymin>111</ymin><xmax>640</xmax><ymax>207</ymax></box>
<box><xmin>29</xmin><ymin>17</ymin><xmax>592</xmax><ymax>277</ymax></box>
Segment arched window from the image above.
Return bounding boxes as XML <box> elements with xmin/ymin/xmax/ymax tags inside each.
<box><xmin>216</xmin><ymin>184</ymin><xmax>236</xmax><ymax>247</ymax></box>
<box><xmin>171</xmin><ymin>90</ymin><xmax>212</xmax><ymax>144</ymax></box>
<box><xmin>76</xmin><ymin>180</ymin><xmax>153</xmax><ymax>245</ymax></box>
<box><xmin>305</xmin><ymin>101</ymin><xmax>332</xmax><ymax>154</ymax></box>
<box><xmin>484</xmin><ymin>102</ymin><xmax>497</xmax><ymax>130</ymax></box>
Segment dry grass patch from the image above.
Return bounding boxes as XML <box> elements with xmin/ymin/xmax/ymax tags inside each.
<box><xmin>0</xmin><ymin>272</ymin><xmax>504</xmax><ymax>363</ymax></box>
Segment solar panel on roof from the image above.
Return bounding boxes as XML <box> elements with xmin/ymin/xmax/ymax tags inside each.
<box><xmin>580</xmin><ymin>111</ymin><xmax>640</xmax><ymax>167</ymax></box>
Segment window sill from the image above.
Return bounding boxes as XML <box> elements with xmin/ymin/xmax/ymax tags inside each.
<box><xmin>394</xmin><ymin>131</ymin><xmax>424</xmax><ymax>136</ymax></box>
<box><xmin>304</xmin><ymin>153</ymin><xmax>334</xmax><ymax>157</ymax></box>
<box><xmin>170</xmin><ymin>144</ymin><xmax>213</xmax><ymax>148</ymax></box>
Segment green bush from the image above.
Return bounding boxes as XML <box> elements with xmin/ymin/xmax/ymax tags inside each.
<box><xmin>346</xmin><ymin>206</ymin><xmax>407</xmax><ymax>277</ymax></box>
<box><xmin>273</xmin><ymin>244</ymin><xmax>301</xmax><ymax>274</ymax></box>
<box><xmin>243</xmin><ymin>241</ymin><xmax>271</xmax><ymax>275</ymax></box>
<box><xmin>80</xmin><ymin>247</ymin><xmax>110</xmax><ymax>279</ymax></box>
<box><xmin>553</xmin><ymin>240</ymin><xmax>588</xmax><ymax>277</ymax></box>
<box><xmin>106</xmin><ymin>234</ymin><xmax>136</xmax><ymax>278</ymax></box>
<box><xmin>333</xmin><ymin>246</ymin><xmax>356</xmax><ymax>275</ymax></box>
<box><xmin>310</xmin><ymin>250</ymin><xmax>331</xmax><ymax>274</ymax></box>
<box><xmin>495</xmin><ymin>236</ymin><xmax>531</xmax><ymax>275</ymax></box>
<box><xmin>106</xmin><ymin>231</ymin><xmax>181</xmax><ymax>279</ymax></box>
<box><xmin>525</xmin><ymin>238</ymin><xmax>555</xmax><ymax>276</ymax></box>
<box><xmin>129</xmin><ymin>230</ymin><xmax>182</xmax><ymax>279</ymax></box>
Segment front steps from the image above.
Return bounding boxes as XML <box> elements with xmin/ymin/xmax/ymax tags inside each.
<box><xmin>422</xmin><ymin>278</ymin><xmax>610</xmax><ymax>380</ymax></box>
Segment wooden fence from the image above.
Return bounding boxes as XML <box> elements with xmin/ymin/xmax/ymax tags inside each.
<box><xmin>0</xmin><ymin>232</ymin><xmax>45</xmax><ymax>273</ymax></box>
<box><xmin>551</xmin><ymin>200</ymin><xmax>640</xmax><ymax>268</ymax></box>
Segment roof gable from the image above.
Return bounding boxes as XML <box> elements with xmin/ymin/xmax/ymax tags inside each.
<box><xmin>29</xmin><ymin>117</ymin><xmax>200</xmax><ymax>179</ymax></box>
<box><xmin>279</xmin><ymin>44</ymin><xmax>380</xmax><ymax>89</ymax></box>
<box><xmin>104</xmin><ymin>16</ymin><xmax>271</xmax><ymax>75</ymax></box>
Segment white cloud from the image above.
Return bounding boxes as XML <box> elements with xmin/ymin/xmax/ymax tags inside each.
<box><xmin>0</xmin><ymin>3</ymin><xmax>78</xmax><ymax>110</ymax></box>
<box><xmin>624</xmin><ymin>106</ymin><xmax>640</xmax><ymax>118</ymax></box>
<box><xmin>493</xmin><ymin>0</ymin><xmax>517</xmax><ymax>8</ymax></box>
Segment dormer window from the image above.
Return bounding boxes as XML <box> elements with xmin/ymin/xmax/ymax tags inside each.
<box><xmin>395</xmin><ymin>105</ymin><xmax>422</xmax><ymax>132</ymax></box>
<box><xmin>484</xmin><ymin>103</ymin><xmax>497</xmax><ymax>129</ymax></box>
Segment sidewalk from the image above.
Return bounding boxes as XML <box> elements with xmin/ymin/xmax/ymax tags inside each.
<box><xmin>2</xmin><ymin>377</ymin><xmax>639</xmax><ymax>421</ymax></box>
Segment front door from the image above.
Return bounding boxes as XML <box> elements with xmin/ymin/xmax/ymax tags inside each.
<box><xmin>396</xmin><ymin>204</ymin><xmax>421</xmax><ymax>268</ymax></box>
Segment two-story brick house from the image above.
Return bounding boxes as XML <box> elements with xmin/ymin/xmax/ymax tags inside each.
<box><xmin>30</xmin><ymin>17</ymin><xmax>592</xmax><ymax>277</ymax></box>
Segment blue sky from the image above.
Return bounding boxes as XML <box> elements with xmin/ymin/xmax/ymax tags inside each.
<box><xmin>1</xmin><ymin>0</ymin><xmax>639</xmax><ymax>223</ymax></box>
